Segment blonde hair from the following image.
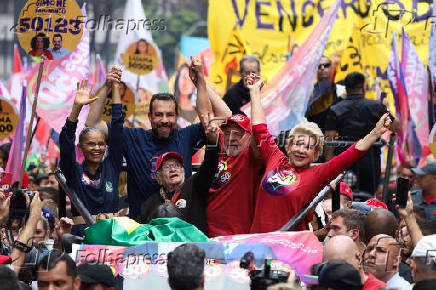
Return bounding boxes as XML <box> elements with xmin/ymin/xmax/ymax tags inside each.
<box><xmin>287</xmin><ymin>122</ymin><xmax>324</xmax><ymax>156</ymax></box>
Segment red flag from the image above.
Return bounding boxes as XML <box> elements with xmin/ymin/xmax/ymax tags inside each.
<box><xmin>35</xmin><ymin>118</ymin><xmax>50</xmax><ymax>148</ymax></box>
<box><xmin>13</xmin><ymin>45</ymin><xmax>22</xmax><ymax>74</ymax></box>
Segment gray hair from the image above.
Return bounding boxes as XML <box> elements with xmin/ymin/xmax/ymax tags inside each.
<box><xmin>79</xmin><ymin>127</ymin><xmax>106</xmax><ymax>144</ymax></box>
<box><xmin>239</xmin><ymin>55</ymin><xmax>261</xmax><ymax>73</ymax></box>
<box><xmin>167</xmin><ymin>244</ymin><xmax>205</xmax><ymax>290</ymax></box>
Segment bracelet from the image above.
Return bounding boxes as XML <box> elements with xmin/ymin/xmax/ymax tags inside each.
<box><xmin>13</xmin><ymin>240</ymin><xmax>32</xmax><ymax>253</ymax></box>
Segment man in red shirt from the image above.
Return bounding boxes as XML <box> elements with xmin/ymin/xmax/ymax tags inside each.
<box><xmin>207</xmin><ymin>114</ymin><xmax>263</xmax><ymax>237</ymax></box>
<box><xmin>323</xmin><ymin>236</ymin><xmax>387</xmax><ymax>290</ymax></box>
<box><xmin>189</xmin><ymin>57</ymin><xmax>263</xmax><ymax>237</ymax></box>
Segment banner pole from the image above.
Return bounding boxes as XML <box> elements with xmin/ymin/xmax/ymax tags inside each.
<box><xmin>19</xmin><ymin>61</ymin><xmax>44</xmax><ymax>188</ymax></box>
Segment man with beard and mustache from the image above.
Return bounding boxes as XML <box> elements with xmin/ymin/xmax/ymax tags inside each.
<box><xmin>85</xmin><ymin>66</ymin><xmax>231</xmax><ymax>219</ymax></box>
<box><xmin>189</xmin><ymin>58</ymin><xmax>263</xmax><ymax>237</ymax></box>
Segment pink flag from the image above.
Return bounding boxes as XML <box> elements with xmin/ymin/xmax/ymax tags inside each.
<box><xmin>24</xmin><ymin>5</ymin><xmax>89</xmax><ymax>137</ymax></box>
<box><xmin>242</xmin><ymin>0</ymin><xmax>340</xmax><ymax>135</ymax></box>
<box><xmin>401</xmin><ymin>29</ymin><xmax>429</xmax><ymax>165</ymax></box>
<box><xmin>90</xmin><ymin>54</ymin><xmax>106</xmax><ymax>94</ymax></box>
<box><xmin>387</xmin><ymin>32</ymin><xmax>412</xmax><ymax>165</ymax></box>
<box><xmin>212</xmin><ymin>231</ymin><xmax>323</xmax><ymax>284</ymax></box>
<box><xmin>5</xmin><ymin>87</ymin><xmax>27</xmax><ymax>185</ymax></box>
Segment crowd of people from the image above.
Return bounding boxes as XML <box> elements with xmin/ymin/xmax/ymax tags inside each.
<box><xmin>0</xmin><ymin>54</ymin><xmax>435</xmax><ymax>290</ymax></box>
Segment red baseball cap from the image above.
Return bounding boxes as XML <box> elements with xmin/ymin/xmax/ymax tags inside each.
<box><xmin>339</xmin><ymin>182</ymin><xmax>353</xmax><ymax>201</ymax></box>
<box><xmin>221</xmin><ymin>114</ymin><xmax>252</xmax><ymax>134</ymax></box>
<box><xmin>365</xmin><ymin>198</ymin><xmax>388</xmax><ymax>210</ymax></box>
<box><xmin>153</xmin><ymin>152</ymin><xmax>184</xmax><ymax>172</ymax></box>
<box><xmin>0</xmin><ymin>255</ymin><xmax>12</xmax><ymax>264</ymax></box>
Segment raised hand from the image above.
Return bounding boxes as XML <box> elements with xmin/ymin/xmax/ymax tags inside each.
<box><xmin>0</xmin><ymin>189</ymin><xmax>10</xmax><ymax>226</ymax></box>
<box><xmin>74</xmin><ymin>79</ymin><xmax>98</xmax><ymax>106</ymax></box>
<box><xmin>393</xmin><ymin>191</ymin><xmax>414</xmax><ymax>219</ymax></box>
<box><xmin>245</xmin><ymin>73</ymin><xmax>264</xmax><ymax>92</ymax></box>
<box><xmin>372</xmin><ymin>112</ymin><xmax>392</xmax><ymax>138</ymax></box>
<box><xmin>28</xmin><ymin>192</ymin><xmax>42</xmax><ymax>219</ymax></box>
<box><xmin>189</xmin><ymin>56</ymin><xmax>204</xmax><ymax>86</ymax></box>
<box><xmin>55</xmin><ymin>217</ymin><xmax>74</xmax><ymax>239</ymax></box>
<box><xmin>106</xmin><ymin>65</ymin><xmax>122</xmax><ymax>85</ymax></box>
<box><xmin>200</xmin><ymin>112</ymin><xmax>220</xmax><ymax>144</ymax></box>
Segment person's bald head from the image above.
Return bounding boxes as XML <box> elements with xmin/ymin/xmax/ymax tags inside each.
<box><xmin>323</xmin><ymin>236</ymin><xmax>361</xmax><ymax>270</ymax></box>
<box><xmin>364</xmin><ymin>209</ymin><xmax>398</xmax><ymax>244</ymax></box>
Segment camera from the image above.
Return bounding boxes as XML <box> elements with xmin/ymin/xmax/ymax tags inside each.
<box><xmin>240</xmin><ymin>252</ymin><xmax>290</xmax><ymax>290</ymax></box>
<box><xmin>9</xmin><ymin>189</ymin><xmax>35</xmax><ymax>221</ymax></box>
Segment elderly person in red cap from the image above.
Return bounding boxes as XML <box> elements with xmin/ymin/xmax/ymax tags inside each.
<box><xmin>189</xmin><ymin>57</ymin><xmax>263</xmax><ymax>237</ymax></box>
<box><xmin>137</xmin><ymin>116</ymin><xmax>219</xmax><ymax>235</ymax></box>
<box><xmin>247</xmin><ymin>74</ymin><xmax>394</xmax><ymax>233</ymax></box>
<box><xmin>206</xmin><ymin>114</ymin><xmax>263</xmax><ymax>237</ymax></box>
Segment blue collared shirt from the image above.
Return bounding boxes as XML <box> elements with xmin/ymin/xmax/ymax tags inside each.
<box><xmin>48</xmin><ymin>47</ymin><xmax>70</xmax><ymax>60</ymax></box>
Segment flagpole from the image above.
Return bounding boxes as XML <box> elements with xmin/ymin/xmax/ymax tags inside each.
<box><xmin>29</xmin><ymin>116</ymin><xmax>41</xmax><ymax>146</ymax></box>
<box><xmin>19</xmin><ymin>61</ymin><xmax>44</xmax><ymax>188</ymax></box>
<box><xmin>428</xmin><ymin>66</ymin><xmax>435</xmax><ymax>129</ymax></box>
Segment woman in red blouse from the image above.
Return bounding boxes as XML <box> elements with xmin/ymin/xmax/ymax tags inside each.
<box><xmin>28</xmin><ymin>33</ymin><xmax>53</xmax><ymax>60</ymax></box>
<box><xmin>246</xmin><ymin>74</ymin><xmax>393</xmax><ymax>233</ymax></box>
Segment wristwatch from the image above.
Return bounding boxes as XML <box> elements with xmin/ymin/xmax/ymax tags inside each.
<box><xmin>13</xmin><ymin>241</ymin><xmax>32</xmax><ymax>253</ymax></box>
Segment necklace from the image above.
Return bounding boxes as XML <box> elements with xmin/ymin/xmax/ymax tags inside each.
<box><xmin>159</xmin><ymin>187</ymin><xmax>172</xmax><ymax>203</ymax></box>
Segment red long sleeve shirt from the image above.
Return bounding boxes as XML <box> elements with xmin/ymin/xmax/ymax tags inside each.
<box><xmin>249</xmin><ymin>123</ymin><xmax>367</xmax><ymax>233</ymax></box>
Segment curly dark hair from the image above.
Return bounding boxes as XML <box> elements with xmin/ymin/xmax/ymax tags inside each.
<box><xmin>135</xmin><ymin>39</ymin><xmax>149</xmax><ymax>54</ymax></box>
<box><xmin>31</xmin><ymin>33</ymin><xmax>50</xmax><ymax>50</ymax></box>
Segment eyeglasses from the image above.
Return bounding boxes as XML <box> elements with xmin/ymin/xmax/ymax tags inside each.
<box><xmin>318</xmin><ymin>63</ymin><xmax>331</xmax><ymax>70</ymax></box>
<box><xmin>84</xmin><ymin>142</ymin><xmax>106</xmax><ymax>148</ymax></box>
<box><xmin>161</xmin><ymin>162</ymin><xmax>182</xmax><ymax>171</ymax></box>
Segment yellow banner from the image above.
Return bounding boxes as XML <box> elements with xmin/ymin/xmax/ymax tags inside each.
<box><xmin>209</xmin><ymin>26</ymin><xmax>250</xmax><ymax>90</ymax></box>
<box><xmin>208</xmin><ymin>0</ymin><xmax>433</xmax><ymax>96</ymax></box>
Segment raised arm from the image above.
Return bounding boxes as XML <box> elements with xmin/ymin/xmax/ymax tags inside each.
<box><xmin>355</xmin><ymin>112</ymin><xmax>391</xmax><ymax>151</ymax></box>
<box><xmin>60</xmin><ymin>80</ymin><xmax>100</xmax><ymax>181</ymax></box>
<box><xmin>247</xmin><ymin>73</ymin><xmax>266</xmax><ymax>125</ymax></box>
<box><xmin>194</xmin><ymin>113</ymin><xmax>220</xmax><ymax>195</ymax></box>
<box><xmin>68</xmin><ymin>80</ymin><xmax>99</xmax><ymax>122</ymax></box>
<box><xmin>11</xmin><ymin>192</ymin><xmax>41</xmax><ymax>274</ymax></box>
<box><xmin>85</xmin><ymin>66</ymin><xmax>122</xmax><ymax>136</ymax></box>
<box><xmin>207</xmin><ymin>85</ymin><xmax>232</xmax><ymax>118</ymax></box>
<box><xmin>396</xmin><ymin>192</ymin><xmax>423</xmax><ymax>248</ymax></box>
<box><xmin>107</xmin><ymin>79</ymin><xmax>124</xmax><ymax>173</ymax></box>
<box><xmin>190</xmin><ymin>57</ymin><xmax>232</xmax><ymax>119</ymax></box>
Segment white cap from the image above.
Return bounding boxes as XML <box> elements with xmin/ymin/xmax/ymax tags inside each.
<box><xmin>411</xmin><ymin>235</ymin><xmax>436</xmax><ymax>258</ymax></box>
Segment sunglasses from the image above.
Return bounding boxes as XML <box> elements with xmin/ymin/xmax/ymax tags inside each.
<box><xmin>318</xmin><ymin>63</ymin><xmax>331</xmax><ymax>70</ymax></box>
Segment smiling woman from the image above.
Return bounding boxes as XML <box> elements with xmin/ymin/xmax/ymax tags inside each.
<box><xmin>247</xmin><ymin>73</ymin><xmax>394</xmax><ymax>233</ymax></box>
<box><xmin>59</xmin><ymin>78</ymin><xmax>124</xmax><ymax>237</ymax></box>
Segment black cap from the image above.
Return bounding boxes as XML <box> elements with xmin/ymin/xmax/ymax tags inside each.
<box><xmin>77</xmin><ymin>262</ymin><xmax>115</xmax><ymax>287</ymax></box>
<box><xmin>318</xmin><ymin>260</ymin><xmax>363</xmax><ymax>290</ymax></box>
